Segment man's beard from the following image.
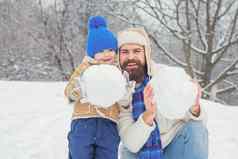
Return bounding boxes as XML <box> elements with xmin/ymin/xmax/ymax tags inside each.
<box><xmin>121</xmin><ymin>59</ymin><xmax>146</xmax><ymax>83</ymax></box>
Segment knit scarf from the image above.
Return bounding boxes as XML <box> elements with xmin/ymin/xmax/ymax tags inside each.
<box><xmin>132</xmin><ymin>76</ymin><xmax>163</xmax><ymax>159</ymax></box>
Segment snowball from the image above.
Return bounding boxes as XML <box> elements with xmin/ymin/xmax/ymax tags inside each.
<box><xmin>80</xmin><ymin>64</ymin><xmax>127</xmax><ymax>108</ymax></box>
<box><xmin>149</xmin><ymin>66</ymin><xmax>198</xmax><ymax>119</ymax></box>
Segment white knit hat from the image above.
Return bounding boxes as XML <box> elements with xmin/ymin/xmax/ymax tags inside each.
<box><xmin>118</xmin><ymin>30</ymin><xmax>147</xmax><ymax>47</ymax></box>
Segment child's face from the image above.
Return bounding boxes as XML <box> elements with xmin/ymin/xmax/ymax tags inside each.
<box><xmin>94</xmin><ymin>50</ymin><xmax>116</xmax><ymax>64</ymax></box>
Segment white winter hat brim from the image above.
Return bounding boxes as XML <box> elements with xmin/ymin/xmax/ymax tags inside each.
<box><xmin>118</xmin><ymin>31</ymin><xmax>147</xmax><ymax>48</ymax></box>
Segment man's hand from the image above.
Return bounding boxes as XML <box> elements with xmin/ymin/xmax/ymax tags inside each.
<box><xmin>190</xmin><ymin>80</ymin><xmax>202</xmax><ymax>117</ymax></box>
<box><xmin>142</xmin><ymin>84</ymin><xmax>156</xmax><ymax>126</ymax></box>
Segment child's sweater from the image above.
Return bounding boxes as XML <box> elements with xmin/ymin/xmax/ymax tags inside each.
<box><xmin>64</xmin><ymin>56</ymin><xmax>120</xmax><ymax>123</ymax></box>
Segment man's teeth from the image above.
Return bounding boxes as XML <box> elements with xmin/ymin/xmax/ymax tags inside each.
<box><xmin>127</xmin><ymin>63</ymin><xmax>137</xmax><ymax>66</ymax></box>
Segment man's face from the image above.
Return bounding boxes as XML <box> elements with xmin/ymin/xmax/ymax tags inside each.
<box><xmin>119</xmin><ymin>43</ymin><xmax>146</xmax><ymax>83</ymax></box>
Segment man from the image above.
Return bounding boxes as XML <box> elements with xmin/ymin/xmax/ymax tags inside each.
<box><xmin>117</xmin><ymin>28</ymin><xmax>208</xmax><ymax>159</ymax></box>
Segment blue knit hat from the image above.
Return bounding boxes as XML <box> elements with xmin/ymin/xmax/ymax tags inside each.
<box><xmin>86</xmin><ymin>16</ymin><xmax>118</xmax><ymax>58</ymax></box>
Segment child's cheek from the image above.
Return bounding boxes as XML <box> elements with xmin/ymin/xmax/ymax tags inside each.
<box><xmin>105</xmin><ymin>58</ymin><xmax>114</xmax><ymax>64</ymax></box>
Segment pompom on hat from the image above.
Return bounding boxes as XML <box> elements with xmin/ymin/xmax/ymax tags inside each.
<box><xmin>86</xmin><ymin>16</ymin><xmax>118</xmax><ymax>58</ymax></box>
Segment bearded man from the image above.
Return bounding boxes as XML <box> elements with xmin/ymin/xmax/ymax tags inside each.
<box><xmin>117</xmin><ymin>28</ymin><xmax>208</xmax><ymax>159</ymax></box>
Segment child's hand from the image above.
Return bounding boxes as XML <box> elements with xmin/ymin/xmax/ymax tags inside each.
<box><xmin>73</xmin><ymin>77</ymin><xmax>87</xmax><ymax>103</ymax></box>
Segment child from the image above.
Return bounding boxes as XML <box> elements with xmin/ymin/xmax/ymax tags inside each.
<box><xmin>65</xmin><ymin>16</ymin><xmax>121</xmax><ymax>159</ymax></box>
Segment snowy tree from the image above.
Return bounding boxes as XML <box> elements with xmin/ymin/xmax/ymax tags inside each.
<box><xmin>106</xmin><ymin>0</ymin><xmax>238</xmax><ymax>103</ymax></box>
<box><xmin>37</xmin><ymin>0</ymin><xmax>130</xmax><ymax>80</ymax></box>
<box><xmin>1</xmin><ymin>0</ymin><xmax>237</xmax><ymax>104</ymax></box>
<box><xmin>0</xmin><ymin>0</ymin><xmax>62</xmax><ymax>80</ymax></box>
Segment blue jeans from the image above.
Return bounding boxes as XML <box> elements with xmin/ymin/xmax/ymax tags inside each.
<box><xmin>120</xmin><ymin>121</ymin><xmax>208</xmax><ymax>159</ymax></box>
<box><xmin>68</xmin><ymin>118</ymin><xmax>120</xmax><ymax>159</ymax></box>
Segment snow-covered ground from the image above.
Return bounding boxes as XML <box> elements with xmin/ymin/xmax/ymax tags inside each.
<box><xmin>0</xmin><ymin>81</ymin><xmax>238</xmax><ymax>159</ymax></box>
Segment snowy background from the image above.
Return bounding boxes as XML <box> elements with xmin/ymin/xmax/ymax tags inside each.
<box><xmin>1</xmin><ymin>0</ymin><xmax>238</xmax><ymax>105</ymax></box>
<box><xmin>0</xmin><ymin>0</ymin><xmax>238</xmax><ymax>158</ymax></box>
<box><xmin>0</xmin><ymin>81</ymin><xmax>238</xmax><ymax>159</ymax></box>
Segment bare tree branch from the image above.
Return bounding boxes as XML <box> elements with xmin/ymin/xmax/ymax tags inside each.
<box><xmin>204</xmin><ymin>57</ymin><xmax>238</xmax><ymax>90</ymax></box>
<box><xmin>227</xmin><ymin>70</ymin><xmax>238</xmax><ymax>76</ymax></box>
<box><xmin>148</xmin><ymin>32</ymin><xmax>205</xmax><ymax>76</ymax></box>
<box><xmin>217</xmin><ymin>80</ymin><xmax>238</xmax><ymax>94</ymax></box>
<box><xmin>148</xmin><ymin>33</ymin><xmax>187</xmax><ymax>67</ymax></box>
<box><xmin>211</xmin><ymin>0</ymin><xmax>222</xmax><ymax>31</ymax></box>
<box><xmin>212</xmin><ymin>8</ymin><xmax>238</xmax><ymax>65</ymax></box>
<box><xmin>190</xmin><ymin>0</ymin><xmax>207</xmax><ymax>50</ymax></box>
<box><xmin>202</xmin><ymin>89</ymin><xmax>227</xmax><ymax>104</ymax></box>
<box><xmin>217</xmin><ymin>0</ymin><xmax>237</xmax><ymax>20</ymax></box>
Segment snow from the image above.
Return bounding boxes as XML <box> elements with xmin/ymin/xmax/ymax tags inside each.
<box><xmin>0</xmin><ymin>80</ymin><xmax>238</xmax><ymax>159</ymax></box>
<box><xmin>0</xmin><ymin>81</ymin><xmax>72</xmax><ymax>159</ymax></box>
<box><xmin>150</xmin><ymin>66</ymin><xmax>197</xmax><ymax>119</ymax></box>
<box><xmin>79</xmin><ymin>64</ymin><xmax>127</xmax><ymax>108</ymax></box>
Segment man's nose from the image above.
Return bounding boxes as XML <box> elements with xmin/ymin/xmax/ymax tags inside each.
<box><xmin>128</xmin><ymin>52</ymin><xmax>135</xmax><ymax>60</ymax></box>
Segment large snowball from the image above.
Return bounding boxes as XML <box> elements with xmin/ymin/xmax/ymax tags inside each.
<box><xmin>149</xmin><ymin>66</ymin><xmax>198</xmax><ymax>119</ymax></box>
<box><xmin>80</xmin><ymin>64</ymin><xmax>127</xmax><ymax>108</ymax></box>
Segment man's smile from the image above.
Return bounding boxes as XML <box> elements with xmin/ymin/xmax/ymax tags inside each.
<box><xmin>126</xmin><ymin>63</ymin><xmax>138</xmax><ymax>70</ymax></box>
